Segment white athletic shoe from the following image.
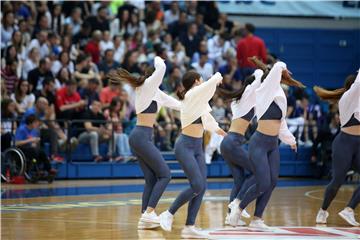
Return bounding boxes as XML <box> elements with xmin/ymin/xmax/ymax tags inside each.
<box><xmin>137</xmin><ymin>220</ymin><xmax>160</xmax><ymax>230</ymax></box>
<box><xmin>229</xmin><ymin>203</ymin><xmax>241</xmax><ymax>227</ymax></box>
<box><xmin>316</xmin><ymin>208</ymin><xmax>329</xmax><ymax>224</ymax></box>
<box><xmin>225</xmin><ymin>213</ymin><xmax>246</xmax><ymax>226</ymax></box>
<box><xmin>228</xmin><ymin>200</ymin><xmax>251</xmax><ymax>219</ymax></box>
<box><xmin>159</xmin><ymin>210</ymin><xmax>174</xmax><ymax>232</ymax></box>
<box><xmin>181</xmin><ymin>225</ymin><xmax>208</xmax><ymax>239</ymax></box>
<box><xmin>140</xmin><ymin>211</ymin><xmax>160</xmax><ymax>224</ymax></box>
<box><xmin>249</xmin><ymin>219</ymin><xmax>271</xmax><ymax>230</ymax></box>
<box><xmin>338</xmin><ymin>208</ymin><xmax>360</xmax><ymax>227</ymax></box>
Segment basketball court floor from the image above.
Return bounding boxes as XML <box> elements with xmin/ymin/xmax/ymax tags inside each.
<box><xmin>1</xmin><ymin>178</ymin><xmax>359</xmax><ymax>239</ymax></box>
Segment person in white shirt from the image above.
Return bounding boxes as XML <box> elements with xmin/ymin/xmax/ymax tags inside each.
<box><xmin>314</xmin><ymin>70</ymin><xmax>360</xmax><ymax>227</ymax></box>
<box><xmin>99</xmin><ymin>31</ymin><xmax>115</xmax><ymax>56</ymax></box>
<box><xmin>22</xmin><ymin>48</ymin><xmax>40</xmax><ymax>80</ymax></box>
<box><xmin>230</xmin><ymin>59</ymin><xmax>305</xmax><ymax>229</ymax></box>
<box><xmin>218</xmin><ymin>69</ymin><xmax>264</xmax><ymax>226</ymax></box>
<box><xmin>207</xmin><ymin>33</ymin><xmax>231</xmax><ymax>67</ymax></box>
<box><xmin>27</xmin><ymin>31</ymin><xmax>50</xmax><ymax>59</ymax></box>
<box><xmin>159</xmin><ymin>71</ymin><xmax>226</xmax><ymax>239</ymax></box>
<box><xmin>191</xmin><ymin>52</ymin><xmax>213</xmax><ymax>81</ymax></box>
<box><xmin>107</xmin><ymin>57</ymin><xmax>181</xmax><ymax>230</ymax></box>
<box><xmin>164</xmin><ymin>2</ymin><xmax>179</xmax><ymax>25</ymax></box>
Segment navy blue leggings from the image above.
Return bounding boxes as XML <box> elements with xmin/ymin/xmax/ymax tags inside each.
<box><xmin>239</xmin><ymin>131</ymin><xmax>279</xmax><ymax>218</ymax></box>
<box><xmin>220</xmin><ymin>132</ymin><xmax>256</xmax><ymax>206</ymax></box>
<box><xmin>169</xmin><ymin>134</ymin><xmax>207</xmax><ymax>225</ymax></box>
<box><xmin>322</xmin><ymin>131</ymin><xmax>360</xmax><ymax>210</ymax></box>
<box><xmin>129</xmin><ymin>126</ymin><xmax>171</xmax><ymax>213</ymax></box>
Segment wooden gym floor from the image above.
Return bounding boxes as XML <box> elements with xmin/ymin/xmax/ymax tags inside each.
<box><xmin>1</xmin><ymin>179</ymin><xmax>359</xmax><ymax>239</ymax></box>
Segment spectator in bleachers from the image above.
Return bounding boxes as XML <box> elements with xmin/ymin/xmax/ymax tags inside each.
<box><xmin>104</xmin><ymin>97</ymin><xmax>133</xmax><ymax>161</ymax></box>
<box><xmin>22</xmin><ymin>47</ymin><xmax>40</xmax><ymax>80</ymax></box>
<box><xmin>214</xmin><ymin>13</ymin><xmax>234</xmax><ymax>35</ymax></box>
<box><xmin>33</xmin><ymin>13</ymin><xmax>50</xmax><ymax>37</ymax></box>
<box><xmin>207</xmin><ymin>32</ymin><xmax>231</xmax><ymax>67</ymax></box>
<box><xmin>1</xmin><ymin>98</ymin><xmax>17</xmax><ymax>151</ymax></box>
<box><xmin>10</xmin><ymin>30</ymin><xmax>26</xmax><ymax>62</ymax></box>
<box><xmin>51</xmin><ymin>51</ymin><xmax>75</xmax><ymax>76</ymax></box>
<box><xmin>100</xmin><ymin>79</ymin><xmax>122</xmax><ymax>108</ymax></box>
<box><xmin>167</xmin><ymin>40</ymin><xmax>189</xmax><ymax>71</ymax></box>
<box><xmin>194</xmin><ymin>13</ymin><xmax>209</xmax><ymax>39</ymax></box>
<box><xmin>113</xmin><ymin>35</ymin><xmax>126</xmax><ymax>64</ymax></box>
<box><xmin>11</xmin><ymin>79</ymin><xmax>35</xmax><ymax>114</ymax></box>
<box><xmin>49</xmin><ymin>3</ymin><xmax>65</xmax><ymax>35</ymax></box>
<box><xmin>85</xmin><ymin>30</ymin><xmax>102</xmax><ymax>64</ymax></box>
<box><xmin>99</xmin><ymin>31</ymin><xmax>114</xmax><ymax>56</ymax></box>
<box><xmin>27</xmin><ymin>31</ymin><xmax>50</xmax><ymax>59</ymax></box>
<box><xmin>219</xmin><ymin>56</ymin><xmax>242</xmax><ymax>82</ymax></box>
<box><xmin>121</xmin><ymin>50</ymin><xmax>141</xmax><ymax>74</ymax></box>
<box><xmin>191</xmin><ymin>51</ymin><xmax>213</xmax><ymax>81</ymax></box>
<box><xmin>55</xmin><ymin>67</ymin><xmax>71</xmax><ymax>89</ymax></box>
<box><xmin>85</xmin><ymin>6</ymin><xmax>110</xmax><ymax>32</ymax></box>
<box><xmin>164</xmin><ymin>2</ymin><xmax>179</xmax><ymax>25</ymax></box>
<box><xmin>35</xmin><ymin>76</ymin><xmax>56</xmax><ymax>106</ymax></box>
<box><xmin>98</xmin><ymin>49</ymin><xmax>120</xmax><ymax>86</ymax></box>
<box><xmin>168</xmin><ymin>11</ymin><xmax>188</xmax><ymax>39</ymax></box>
<box><xmin>127</xmin><ymin>10</ymin><xmax>147</xmax><ymax>42</ymax></box>
<box><xmin>1</xmin><ymin>80</ymin><xmax>9</xmax><ymax>100</ymax></box>
<box><xmin>48</xmin><ymin>32</ymin><xmax>62</xmax><ymax>57</ymax></box>
<box><xmin>28</xmin><ymin>57</ymin><xmax>53</xmax><ymax>92</ymax></box>
<box><xmin>180</xmin><ymin>22</ymin><xmax>201</xmax><ymax>58</ymax></box>
<box><xmin>56</xmin><ymin>79</ymin><xmax>86</xmax><ymax>120</ymax></box>
<box><xmin>1</xmin><ymin>11</ymin><xmax>17</xmax><ymax>50</ymax></box>
<box><xmin>73</xmin><ymin>22</ymin><xmax>92</xmax><ymax>51</ymax></box>
<box><xmin>163</xmin><ymin>66</ymin><xmax>182</xmax><ymax>93</ymax></box>
<box><xmin>1</xmin><ymin>59</ymin><xmax>19</xmax><ymax>95</ymax></box>
<box><xmin>74</xmin><ymin>53</ymin><xmax>98</xmax><ymax>88</ymax></box>
<box><xmin>15</xmin><ymin>114</ymin><xmax>57</xmax><ymax>176</ymax></box>
<box><xmin>18</xmin><ymin>19</ymin><xmax>31</xmax><ymax>47</ymax></box>
<box><xmin>236</xmin><ymin>23</ymin><xmax>267</xmax><ymax>80</ymax></box>
<box><xmin>79</xmin><ymin>78</ymin><xmax>100</xmax><ymax>109</ymax></box>
<box><xmin>78</xmin><ymin>100</ymin><xmax>110</xmax><ymax>162</ymax></box>
<box><xmin>64</xmin><ymin>7</ymin><xmax>83</xmax><ymax>36</ymax></box>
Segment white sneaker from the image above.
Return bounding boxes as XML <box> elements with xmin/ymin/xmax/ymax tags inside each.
<box><xmin>140</xmin><ymin>211</ymin><xmax>160</xmax><ymax>224</ymax></box>
<box><xmin>228</xmin><ymin>199</ymin><xmax>250</xmax><ymax>219</ymax></box>
<box><xmin>249</xmin><ymin>219</ymin><xmax>271</xmax><ymax>230</ymax></box>
<box><xmin>225</xmin><ymin>213</ymin><xmax>246</xmax><ymax>226</ymax></box>
<box><xmin>229</xmin><ymin>203</ymin><xmax>241</xmax><ymax>227</ymax></box>
<box><xmin>159</xmin><ymin>210</ymin><xmax>174</xmax><ymax>232</ymax></box>
<box><xmin>338</xmin><ymin>208</ymin><xmax>360</xmax><ymax>227</ymax></box>
<box><xmin>181</xmin><ymin>226</ymin><xmax>208</xmax><ymax>239</ymax></box>
<box><xmin>316</xmin><ymin>208</ymin><xmax>329</xmax><ymax>224</ymax></box>
<box><xmin>138</xmin><ymin>220</ymin><xmax>159</xmax><ymax>230</ymax></box>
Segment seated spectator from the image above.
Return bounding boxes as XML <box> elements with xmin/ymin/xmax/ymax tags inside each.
<box><xmin>55</xmin><ymin>67</ymin><xmax>71</xmax><ymax>89</ymax></box>
<box><xmin>163</xmin><ymin>66</ymin><xmax>182</xmax><ymax>93</ymax></box>
<box><xmin>1</xmin><ymin>59</ymin><xmax>19</xmax><ymax>95</ymax></box>
<box><xmin>167</xmin><ymin>40</ymin><xmax>189</xmax><ymax>72</ymax></box>
<box><xmin>22</xmin><ymin>47</ymin><xmax>40</xmax><ymax>80</ymax></box>
<box><xmin>207</xmin><ymin>32</ymin><xmax>231</xmax><ymax>67</ymax></box>
<box><xmin>192</xmin><ymin>40</ymin><xmax>209</xmax><ymax>64</ymax></box>
<box><xmin>56</xmin><ymin>79</ymin><xmax>86</xmax><ymax>120</ymax></box>
<box><xmin>191</xmin><ymin>51</ymin><xmax>213</xmax><ymax>80</ymax></box>
<box><xmin>121</xmin><ymin>50</ymin><xmax>141</xmax><ymax>74</ymax></box>
<box><xmin>27</xmin><ymin>30</ymin><xmax>50</xmax><ymax>59</ymax></box>
<box><xmin>1</xmin><ymin>11</ymin><xmax>17</xmax><ymax>50</ymax></box>
<box><xmin>104</xmin><ymin>97</ymin><xmax>133</xmax><ymax>161</ymax></box>
<box><xmin>99</xmin><ymin>30</ymin><xmax>114</xmax><ymax>56</ymax></box>
<box><xmin>28</xmin><ymin>57</ymin><xmax>53</xmax><ymax>92</ymax></box>
<box><xmin>113</xmin><ymin>35</ymin><xmax>126</xmax><ymax>64</ymax></box>
<box><xmin>51</xmin><ymin>51</ymin><xmax>75</xmax><ymax>76</ymax></box>
<box><xmin>35</xmin><ymin>77</ymin><xmax>56</xmax><ymax>106</ymax></box>
<box><xmin>78</xmin><ymin>101</ymin><xmax>110</xmax><ymax>162</ymax></box>
<box><xmin>213</xmin><ymin>13</ymin><xmax>234</xmax><ymax>35</ymax></box>
<box><xmin>74</xmin><ymin>53</ymin><xmax>98</xmax><ymax>88</ymax></box>
<box><xmin>179</xmin><ymin>22</ymin><xmax>201</xmax><ymax>58</ymax></box>
<box><xmin>73</xmin><ymin>22</ymin><xmax>92</xmax><ymax>51</ymax></box>
<box><xmin>168</xmin><ymin>11</ymin><xmax>188</xmax><ymax>39</ymax></box>
<box><xmin>15</xmin><ymin>114</ymin><xmax>57</xmax><ymax>177</ymax></box>
<box><xmin>127</xmin><ymin>11</ymin><xmax>147</xmax><ymax>42</ymax></box>
<box><xmin>64</xmin><ymin>7</ymin><xmax>83</xmax><ymax>36</ymax></box>
<box><xmin>85</xmin><ymin>6</ymin><xmax>110</xmax><ymax>32</ymax></box>
<box><xmin>10</xmin><ymin>80</ymin><xmax>35</xmax><ymax>114</ymax></box>
<box><xmin>1</xmin><ymin>98</ymin><xmax>17</xmax><ymax>151</ymax></box>
<box><xmin>85</xmin><ymin>30</ymin><xmax>102</xmax><ymax>64</ymax></box>
<box><xmin>48</xmin><ymin>32</ymin><xmax>62</xmax><ymax>57</ymax></box>
<box><xmin>218</xmin><ymin>57</ymin><xmax>242</xmax><ymax>82</ymax></box>
<box><xmin>100</xmin><ymin>80</ymin><xmax>122</xmax><ymax>108</ymax></box>
<box><xmin>98</xmin><ymin>49</ymin><xmax>120</xmax><ymax>86</ymax></box>
<box><xmin>79</xmin><ymin>78</ymin><xmax>100</xmax><ymax>109</ymax></box>
<box><xmin>164</xmin><ymin>2</ymin><xmax>179</xmax><ymax>26</ymax></box>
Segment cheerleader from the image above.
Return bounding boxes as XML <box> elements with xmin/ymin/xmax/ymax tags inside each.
<box><xmin>218</xmin><ymin>69</ymin><xmax>265</xmax><ymax>226</ymax></box>
<box><xmin>229</xmin><ymin>61</ymin><xmax>305</xmax><ymax>228</ymax></box>
<box><xmin>159</xmin><ymin>71</ymin><xmax>226</xmax><ymax>239</ymax></box>
<box><xmin>314</xmin><ymin>70</ymin><xmax>360</xmax><ymax>226</ymax></box>
<box><xmin>108</xmin><ymin>57</ymin><xmax>181</xmax><ymax>229</ymax></box>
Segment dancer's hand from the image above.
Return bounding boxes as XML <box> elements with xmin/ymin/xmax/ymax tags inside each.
<box><xmin>291</xmin><ymin>144</ymin><xmax>297</xmax><ymax>152</ymax></box>
<box><xmin>216</xmin><ymin>128</ymin><xmax>227</xmax><ymax>137</ymax></box>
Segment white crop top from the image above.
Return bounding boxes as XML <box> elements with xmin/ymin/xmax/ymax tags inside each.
<box><xmin>231</xmin><ymin>69</ymin><xmax>263</xmax><ymax>120</ymax></box>
<box><xmin>135</xmin><ymin>56</ymin><xmax>181</xmax><ymax>114</ymax></box>
<box><xmin>180</xmin><ymin>72</ymin><xmax>223</xmax><ymax>133</ymax></box>
<box><xmin>255</xmin><ymin>61</ymin><xmax>296</xmax><ymax>146</ymax></box>
<box><xmin>339</xmin><ymin>68</ymin><xmax>360</xmax><ymax>127</ymax></box>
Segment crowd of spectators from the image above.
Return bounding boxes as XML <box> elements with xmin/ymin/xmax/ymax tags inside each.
<box><xmin>0</xmin><ymin>1</ymin><xmax>341</xmax><ymax>168</ymax></box>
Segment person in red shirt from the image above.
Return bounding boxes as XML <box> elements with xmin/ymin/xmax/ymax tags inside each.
<box><xmin>99</xmin><ymin>80</ymin><xmax>121</xmax><ymax>108</ymax></box>
<box><xmin>85</xmin><ymin>30</ymin><xmax>102</xmax><ymax>64</ymax></box>
<box><xmin>56</xmin><ymin>79</ymin><xmax>86</xmax><ymax>120</ymax></box>
<box><xmin>236</xmin><ymin>23</ymin><xmax>267</xmax><ymax>80</ymax></box>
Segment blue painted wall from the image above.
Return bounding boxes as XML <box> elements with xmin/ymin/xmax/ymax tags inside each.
<box><xmin>256</xmin><ymin>28</ymin><xmax>360</xmax><ymax>88</ymax></box>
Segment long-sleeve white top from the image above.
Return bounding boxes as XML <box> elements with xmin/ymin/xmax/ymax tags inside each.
<box><xmin>135</xmin><ymin>57</ymin><xmax>181</xmax><ymax>114</ymax></box>
<box><xmin>231</xmin><ymin>69</ymin><xmax>263</xmax><ymax>120</ymax></box>
<box><xmin>180</xmin><ymin>72</ymin><xmax>223</xmax><ymax>133</ymax></box>
<box><xmin>255</xmin><ymin>61</ymin><xmax>296</xmax><ymax>146</ymax></box>
<box><xmin>339</xmin><ymin>68</ymin><xmax>360</xmax><ymax>127</ymax></box>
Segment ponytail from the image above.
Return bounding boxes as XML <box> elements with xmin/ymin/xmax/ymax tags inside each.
<box><xmin>107</xmin><ymin>68</ymin><xmax>146</xmax><ymax>88</ymax></box>
<box><xmin>217</xmin><ymin>75</ymin><xmax>255</xmax><ymax>101</ymax></box>
<box><xmin>313</xmin><ymin>86</ymin><xmax>346</xmax><ymax>101</ymax></box>
<box><xmin>313</xmin><ymin>74</ymin><xmax>356</xmax><ymax>101</ymax></box>
<box><xmin>176</xmin><ymin>86</ymin><xmax>187</xmax><ymax>100</ymax></box>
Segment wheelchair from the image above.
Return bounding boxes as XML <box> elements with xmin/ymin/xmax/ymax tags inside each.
<box><xmin>1</xmin><ymin>147</ymin><xmax>56</xmax><ymax>183</ymax></box>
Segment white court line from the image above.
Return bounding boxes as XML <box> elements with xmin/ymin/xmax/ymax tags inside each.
<box><xmin>1</xmin><ymin>217</ymin><xmax>135</xmax><ymax>225</ymax></box>
<box><xmin>304</xmin><ymin>189</ymin><xmax>347</xmax><ymax>204</ymax></box>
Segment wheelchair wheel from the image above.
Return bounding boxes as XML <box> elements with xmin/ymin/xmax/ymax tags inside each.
<box><xmin>1</xmin><ymin>148</ymin><xmax>26</xmax><ymax>182</ymax></box>
<box><xmin>24</xmin><ymin>158</ymin><xmax>41</xmax><ymax>183</ymax></box>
